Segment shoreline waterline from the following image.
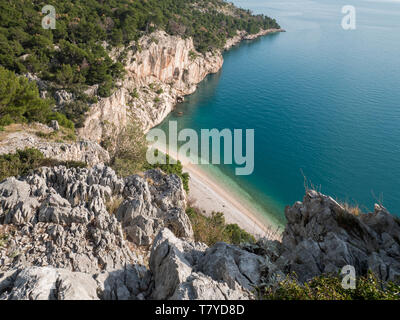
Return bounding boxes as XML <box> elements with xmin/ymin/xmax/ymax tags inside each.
<box><xmin>149</xmin><ymin>142</ymin><xmax>283</xmax><ymax>240</ymax></box>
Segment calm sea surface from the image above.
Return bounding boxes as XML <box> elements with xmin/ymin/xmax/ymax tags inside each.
<box><xmin>157</xmin><ymin>0</ymin><xmax>400</xmax><ymax>225</ymax></box>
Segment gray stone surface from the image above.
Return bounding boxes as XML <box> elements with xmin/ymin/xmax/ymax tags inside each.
<box><xmin>277</xmin><ymin>190</ymin><xmax>400</xmax><ymax>283</ymax></box>
<box><xmin>149</xmin><ymin>228</ymin><xmax>257</xmax><ymax>300</ymax></box>
<box><xmin>2</xmin><ymin>164</ymin><xmax>400</xmax><ymax>300</ymax></box>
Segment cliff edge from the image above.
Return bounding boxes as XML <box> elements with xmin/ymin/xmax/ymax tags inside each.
<box><xmin>0</xmin><ymin>167</ymin><xmax>398</xmax><ymax>300</ymax></box>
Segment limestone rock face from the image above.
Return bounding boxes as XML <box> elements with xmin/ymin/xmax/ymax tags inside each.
<box><xmin>0</xmin><ymin>265</ymin><xmax>152</xmax><ymax>300</ymax></box>
<box><xmin>2</xmin><ymin>159</ymin><xmax>399</xmax><ymax>301</ymax></box>
<box><xmin>0</xmin><ymin>165</ymin><xmax>134</xmax><ymax>274</ymax></box>
<box><xmin>197</xmin><ymin>242</ymin><xmax>268</xmax><ymax>292</ymax></box>
<box><xmin>0</xmin><ymin>165</ymin><xmax>196</xmax><ymax>300</ymax></box>
<box><xmin>0</xmin><ymin>129</ymin><xmax>110</xmax><ymax>166</ymax></box>
<box><xmin>116</xmin><ymin>169</ymin><xmax>192</xmax><ymax>246</ymax></box>
<box><xmin>277</xmin><ymin>190</ymin><xmax>400</xmax><ymax>283</ymax></box>
<box><xmin>54</xmin><ymin>90</ymin><xmax>73</xmax><ymax>106</ymax></box>
<box><xmin>78</xmin><ymin>31</ymin><xmax>224</xmax><ymax>141</ymax></box>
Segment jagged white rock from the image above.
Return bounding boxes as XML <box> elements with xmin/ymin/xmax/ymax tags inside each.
<box><xmin>277</xmin><ymin>190</ymin><xmax>400</xmax><ymax>282</ymax></box>
<box><xmin>0</xmin><ymin>129</ymin><xmax>110</xmax><ymax>166</ymax></box>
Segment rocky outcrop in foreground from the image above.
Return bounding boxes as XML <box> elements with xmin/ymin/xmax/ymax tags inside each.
<box><xmin>276</xmin><ymin>190</ymin><xmax>400</xmax><ymax>283</ymax></box>
<box><xmin>0</xmin><ymin>125</ymin><xmax>110</xmax><ymax>166</ymax></box>
<box><xmin>0</xmin><ymin>166</ymin><xmax>399</xmax><ymax>300</ymax></box>
<box><xmin>78</xmin><ymin>29</ymin><xmax>284</xmax><ymax>141</ymax></box>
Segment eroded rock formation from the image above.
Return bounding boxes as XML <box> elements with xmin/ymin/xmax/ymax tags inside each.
<box><xmin>1</xmin><ymin>165</ymin><xmax>398</xmax><ymax>300</ymax></box>
<box><xmin>77</xmin><ymin>29</ymin><xmax>283</xmax><ymax>141</ymax></box>
<box><xmin>0</xmin><ymin>125</ymin><xmax>110</xmax><ymax>166</ymax></box>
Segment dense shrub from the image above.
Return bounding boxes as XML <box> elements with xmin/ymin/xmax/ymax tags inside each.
<box><xmin>186</xmin><ymin>207</ymin><xmax>255</xmax><ymax>246</ymax></box>
<box><xmin>263</xmin><ymin>272</ymin><xmax>400</xmax><ymax>300</ymax></box>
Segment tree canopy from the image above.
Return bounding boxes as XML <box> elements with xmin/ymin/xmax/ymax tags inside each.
<box><xmin>0</xmin><ymin>0</ymin><xmax>279</xmax><ymax>127</ymax></box>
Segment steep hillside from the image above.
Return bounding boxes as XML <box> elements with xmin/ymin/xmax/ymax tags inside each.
<box><xmin>0</xmin><ymin>166</ymin><xmax>398</xmax><ymax>299</ymax></box>
<box><xmin>0</xmin><ymin>0</ymin><xmax>280</xmax><ymax>128</ymax></box>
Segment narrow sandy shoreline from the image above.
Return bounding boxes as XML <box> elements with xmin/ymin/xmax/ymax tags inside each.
<box><xmin>146</xmin><ymin>30</ymin><xmax>286</xmax><ymax>241</ymax></box>
<box><xmin>184</xmin><ymin>163</ymin><xmax>281</xmax><ymax>240</ymax></box>
<box><xmin>151</xmin><ymin>144</ymin><xmax>281</xmax><ymax>240</ymax></box>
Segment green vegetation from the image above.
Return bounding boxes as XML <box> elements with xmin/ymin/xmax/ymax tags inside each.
<box><xmin>144</xmin><ymin>152</ymin><xmax>189</xmax><ymax>192</ymax></box>
<box><xmin>103</xmin><ymin>125</ymin><xmax>190</xmax><ymax>191</ymax></box>
<box><xmin>0</xmin><ymin>0</ymin><xmax>279</xmax><ymax>127</ymax></box>
<box><xmin>186</xmin><ymin>207</ymin><xmax>255</xmax><ymax>246</ymax></box>
<box><xmin>35</xmin><ymin>126</ymin><xmax>76</xmax><ymax>142</ymax></box>
<box><xmin>0</xmin><ymin>232</ymin><xmax>9</xmax><ymax>249</ymax></box>
<box><xmin>0</xmin><ymin>0</ymin><xmax>278</xmax><ymax>75</ymax></box>
<box><xmin>189</xmin><ymin>50</ymin><xmax>198</xmax><ymax>61</ymax></box>
<box><xmin>0</xmin><ymin>148</ymin><xmax>86</xmax><ymax>181</ymax></box>
<box><xmin>104</xmin><ymin>122</ymin><xmax>148</xmax><ymax>177</ymax></box>
<box><xmin>263</xmin><ymin>272</ymin><xmax>400</xmax><ymax>300</ymax></box>
<box><xmin>0</xmin><ymin>66</ymin><xmax>73</xmax><ymax>128</ymax></box>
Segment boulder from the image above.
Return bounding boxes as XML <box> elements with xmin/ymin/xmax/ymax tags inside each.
<box><xmin>0</xmin><ymin>267</ymin><xmax>99</xmax><ymax>300</ymax></box>
<box><xmin>278</xmin><ymin>190</ymin><xmax>400</xmax><ymax>283</ymax></box>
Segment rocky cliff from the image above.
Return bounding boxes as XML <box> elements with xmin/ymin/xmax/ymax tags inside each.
<box><xmin>0</xmin><ymin>124</ymin><xmax>109</xmax><ymax>166</ymax></box>
<box><xmin>0</xmin><ymin>166</ymin><xmax>399</xmax><ymax>300</ymax></box>
<box><xmin>77</xmin><ymin>31</ymin><xmax>223</xmax><ymax>142</ymax></box>
<box><xmin>77</xmin><ymin>29</ymin><xmax>283</xmax><ymax>142</ymax></box>
<box><xmin>2</xmin><ymin>29</ymin><xmax>282</xmax><ymax>163</ymax></box>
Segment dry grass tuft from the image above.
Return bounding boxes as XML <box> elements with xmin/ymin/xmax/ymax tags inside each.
<box><xmin>105</xmin><ymin>196</ymin><xmax>124</xmax><ymax>215</ymax></box>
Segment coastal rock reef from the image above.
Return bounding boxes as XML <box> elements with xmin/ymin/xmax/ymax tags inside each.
<box><xmin>0</xmin><ymin>165</ymin><xmax>399</xmax><ymax>300</ymax></box>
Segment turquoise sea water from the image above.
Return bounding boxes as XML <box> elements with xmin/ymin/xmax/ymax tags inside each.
<box><xmin>157</xmin><ymin>0</ymin><xmax>400</xmax><ymax>225</ymax></box>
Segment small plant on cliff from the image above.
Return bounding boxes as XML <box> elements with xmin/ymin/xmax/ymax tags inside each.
<box><xmin>106</xmin><ymin>122</ymin><xmax>148</xmax><ymax>177</ymax></box>
<box><xmin>0</xmin><ymin>233</ymin><xmax>9</xmax><ymax>249</ymax></box>
<box><xmin>144</xmin><ymin>151</ymin><xmax>189</xmax><ymax>192</ymax></box>
<box><xmin>130</xmin><ymin>88</ymin><xmax>139</xmax><ymax>99</ymax></box>
<box><xmin>105</xmin><ymin>196</ymin><xmax>124</xmax><ymax>215</ymax></box>
<box><xmin>263</xmin><ymin>272</ymin><xmax>400</xmax><ymax>300</ymax></box>
<box><xmin>189</xmin><ymin>50</ymin><xmax>198</xmax><ymax>61</ymax></box>
<box><xmin>186</xmin><ymin>207</ymin><xmax>255</xmax><ymax>246</ymax></box>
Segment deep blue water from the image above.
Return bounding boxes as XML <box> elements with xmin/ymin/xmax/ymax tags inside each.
<box><xmin>158</xmin><ymin>0</ymin><xmax>400</xmax><ymax>224</ymax></box>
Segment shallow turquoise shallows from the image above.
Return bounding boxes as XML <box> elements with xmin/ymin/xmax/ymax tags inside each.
<box><xmin>157</xmin><ymin>0</ymin><xmax>400</xmax><ymax>225</ymax></box>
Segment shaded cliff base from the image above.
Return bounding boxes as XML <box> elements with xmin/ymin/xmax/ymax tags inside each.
<box><xmin>0</xmin><ymin>165</ymin><xmax>399</xmax><ymax>300</ymax></box>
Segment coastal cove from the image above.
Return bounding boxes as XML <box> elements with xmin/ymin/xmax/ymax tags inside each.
<box><xmin>156</xmin><ymin>0</ymin><xmax>400</xmax><ymax>226</ymax></box>
<box><xmin>2</xmin><ymin>0</ymin><xmax>400</xmax><ymax>302</ymax></box>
